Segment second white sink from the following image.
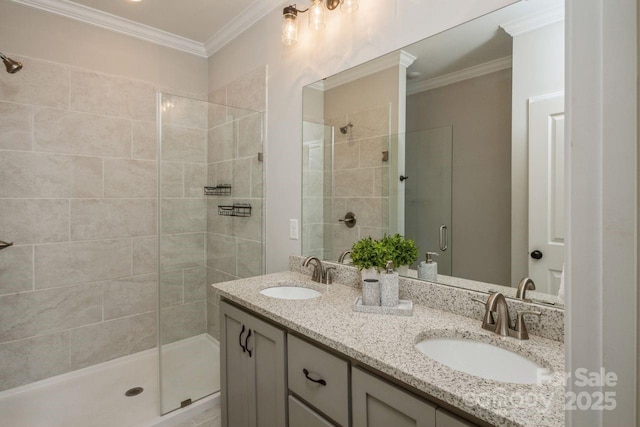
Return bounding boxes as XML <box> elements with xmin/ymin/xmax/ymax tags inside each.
<box><xmin>260</xmin><ymin>286</ymin><xmax>321</xmax><ymax>300</ymax></box>
<box><xmin>416</xmin><ymin>337</ymin><xmax>543</xmax><ymax>384</ymax></box>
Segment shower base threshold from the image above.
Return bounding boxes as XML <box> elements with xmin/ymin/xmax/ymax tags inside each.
<box><xmin>0</xmin><ymin>334</ymin><xmax>220</xmax><ymax>427</ymax></box>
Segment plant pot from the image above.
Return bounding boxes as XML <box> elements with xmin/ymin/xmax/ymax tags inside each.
<box><xmin>395</xmin><ymin>265</ymin><xmax>409</xmax><ymax>276</ymax></box>
<box><xmin>360</xmin><ymin>267</ymin><xmax>380</xmax><ymax>281</ymax></box>
<box><xmin>362</xmin><ymin>279</ymin><xmax>381</xmax><ymax>306</ymax></box>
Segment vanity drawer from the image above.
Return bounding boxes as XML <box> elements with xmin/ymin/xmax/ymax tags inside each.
<box><xmin>289</xmin><ymin>395</ymin><xmax>334</xmax><ymax>427</ymax></box>
<box><xmin>288</xmin><ymin>335</ymin><xmax>349</xmax><ymax>426</ymax></box>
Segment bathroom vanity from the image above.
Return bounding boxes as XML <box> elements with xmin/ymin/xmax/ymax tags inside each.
<box><xmin>214</xmin><ymin>266</ymin><xmax>565</xmax><ymax>427</ymax></box>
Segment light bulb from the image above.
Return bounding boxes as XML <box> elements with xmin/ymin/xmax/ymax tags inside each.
<box><xmin>309</xmin><ymin>0</ymin><xmax>326</xmax><ymax>31</ymax></box>
<box><xmin>341</xmin><ymin>0</ymin><xmax>359</xmax><ymax>13</ymax></box>
<box><xmin>282</xmin><ymin>9</ymin><xmax>298</xmax><ymax>45</ymax></box>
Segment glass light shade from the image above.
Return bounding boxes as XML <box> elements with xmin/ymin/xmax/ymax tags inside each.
<box><xmin>282</xmin><ymin>12</ymin><xmax>298</xmax><ymax>45</ymax></box>
<box><xmin>341</xmin><ymin>0</ymin><xmax>359</xmax><ymax>13</ymax></box>
<box><xmin>309</xmin><ymin>0</ymin><xmax>326</xmax><ymax>30</ymax></box>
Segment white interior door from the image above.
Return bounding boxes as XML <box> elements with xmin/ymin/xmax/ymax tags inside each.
<box><xmin>528</xmin><ymin>94</ymin><xmax>565</xmax><ymax>294</ymax></box>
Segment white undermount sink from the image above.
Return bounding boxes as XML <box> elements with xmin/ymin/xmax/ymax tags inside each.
<box><xmin>415</xmin><ymin>337</ymin><xmax>543</xmax><ymax>384</ymax></box>
<box><xmin>259</xmin><ymin>286</ymin><xmax>321</xmax><ymax>300</ymax></box>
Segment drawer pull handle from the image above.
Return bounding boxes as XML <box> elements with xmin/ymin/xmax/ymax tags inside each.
<box><xmin>239</xmin><ymin>324</ymin><xmax>246</xmax><ymax>353</ymax></box>
<box><xmin>303</xmin><ymin>368</ymin><xmax>327</xmax><ymax>386</ymax></box>
<box><xmin>245</xmin><ymin>329</ymin><xmax>253</xmax><ymax>358</ymax></box>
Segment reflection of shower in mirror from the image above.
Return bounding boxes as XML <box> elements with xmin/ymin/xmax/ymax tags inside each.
<box><xmin>339</xmin><ymin>122</ymin><xmax>353</xmax><ymax>134</ymax></box>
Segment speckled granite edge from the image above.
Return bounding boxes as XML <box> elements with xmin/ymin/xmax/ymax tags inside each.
<box><xmin>290</xmin><ymin>256</ymin><xmax>564</xmax><ymax>342</ymax></box>
<box><xmin>212</xmin><ymin>271</ymin><xmax>565</xmax><ymax>427</ymax></box>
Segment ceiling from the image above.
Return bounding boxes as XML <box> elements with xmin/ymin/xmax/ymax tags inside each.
<box><xmin>68</xmin><ymin>0</ymin><xmax>254</xmax><ymax>43</ymax></box>
<box><xmin>11</xmin><ymin>0</ymin><xmax>283</xmax><ymax>56</ymax></box>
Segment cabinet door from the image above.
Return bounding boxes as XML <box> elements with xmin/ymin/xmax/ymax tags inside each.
<box><xmin>435</xmin><ymin>408</ymin><xmax>477</xmax><ymax>427</ymax></box>
<box><xmin>289</xmin><ymin>396</ymin><xmax>335</xmax><ymax>427</ymax></box>
<box><xmin>352</xmin><ymin>367</ymin><xmax>436</xmax><ymax>427</ymax></box>
<box><xmin>245</xmin><ymin>309</ymin><xmax>287</xmax><ymax>427</ymax></box>
<box><xmin>220</xmin><ymin>302</ymin><xmax>249</xmax><ymax>427</ymax></box>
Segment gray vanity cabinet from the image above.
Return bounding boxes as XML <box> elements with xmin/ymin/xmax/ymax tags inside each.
<box><xmin>220</xmin><ymin>301</ymin><xmax>287</xmax><ymax>427</ymax></box>
<box><xmin>352</xmin><ymin>367</ymin><xmax>437</xmax><ymax>427</ymax></box>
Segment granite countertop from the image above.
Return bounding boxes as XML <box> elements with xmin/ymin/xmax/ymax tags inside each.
<box><xmin>212</xmin><ymin>271</ymin><xmax>565</xmax><ymax>427</ymax></box>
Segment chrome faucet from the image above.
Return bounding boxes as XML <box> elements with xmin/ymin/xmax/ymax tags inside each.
<box><xmin>338</xmin><ymin>250</ymin><xmax>351</xmax><ymax>264</ymax></box>
<box><xmin>303</xmin><ymin>256</ymin><xmax>324</xmax><ymax>283</ymax></box>
<box><xmin>473</xmin><ymin>292</ymin><xmax>542</xmax><ymax>340</ymax></box>
<box><xmin>515</xmin><ymin>277</ymin><xmax>536</xmax><ymax>300</ymax></box>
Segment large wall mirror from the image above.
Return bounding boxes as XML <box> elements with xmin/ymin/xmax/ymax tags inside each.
<box><xmin>302</xmin><ymin>0</ymin><xmax>565</xmax><ymax>306</ymax></box>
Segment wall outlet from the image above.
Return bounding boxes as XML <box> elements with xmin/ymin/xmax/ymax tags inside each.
<box><xmin>289</xmin><ymin>219</ymin><xmax>299</xmax><ymax>240</ymax></box>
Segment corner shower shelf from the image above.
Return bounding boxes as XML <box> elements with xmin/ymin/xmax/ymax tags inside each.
<box><xmin>218</xmin><ymin>203</ymin><xmax>252</xmax><ymax>217</ymax></box>
<box><xmin>204</xmin><ymin>185</ymin><xmax>232</xmax><ymax>196</ymax></box>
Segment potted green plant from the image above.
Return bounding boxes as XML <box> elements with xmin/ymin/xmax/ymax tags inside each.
<box><xmin>350</xmin><ymin>237</ymin><xmax>386</xmax><ymax>280</ymax></box>
<box><xmin>380</xmin><ymin>234</ymin><xmax>418</xmax><ymax>275</ymax></box>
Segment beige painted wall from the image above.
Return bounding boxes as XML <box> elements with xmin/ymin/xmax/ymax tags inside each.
<box><xmin>406</xmin><ymin>69</ymin><xmax>512</xmax><ymax>286</ymax></box>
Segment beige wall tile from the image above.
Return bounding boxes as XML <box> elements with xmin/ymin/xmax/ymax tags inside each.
<box><xmin>207</xmin><ymin>122</ymin><xmax>235</xmax><ymax>163</ymax></box>
<box><xmin>0</xmin><ymin>332</ymin><xmax>70</xmax><ymax>392</ymax></box>
<box><xmin>208</xmin><ymin>103</ymin><xmax>228</xmax><ymax>128</ymax></box>
<box><xmin>207</xmin><ymin>301</ymin><xmax>219</xmax><ymax>340</ymax></box>
<box><xmin>0</xmin><ymin>284</ymin><xmax>102</xmax><ymax>342</ymax></box>
<box><xmin>0</xmin><ymin>199</ymin><xmax>69</xmax><ymax>244</ymax></box>
<box><xmin>236</xmin><ymin>240</ymin><xmax>263</xmax><ymax>278</ymax></box>
<box><xmin>34</xmin><ymin>108</ymin><xmax>131</xmax><ymax>157</ymax></box>
<box><xmin>251</xmin><ymin>156</ymin><xmax>263</xmax><ymax>198</ymax></box>
<box><xmin>206</xmin><ymin>267</ymin><xmax>237</xmax><ymax>286</ymax></box>
<box><xmin>69</xmin><ymin>312</ymin><xmax>156</xmax><ymax>369</ymax></box>
<box><xmin>348</xmin><ymin>104</ymin><xmax>390</xmax><ymax>140</ymax></box>
<box><xmin>70</xmin><ymin>69</ymin><xmax>155</xmax><ymax>121</ymax></box>
<box><xmin>208</xmin><ymin>87</ymin><xmax>226</xmax><ymax>105</ymax></box>
<box><xmin>160</xmin><ymin>270</ymin><xmax>183</xmax><ymax>308</ymax></box>
<box><xmin>161</xmin><ymin>125</ymin><xmax>206</xmax><ymax>163</ymax></box>
<box><xmin>231</xmin><ymin>198</ymin><xmax>262</xmax><ymax>241</ymax></box>
<box><xmin>184</xmin><ymin>163</ymin><xmax>206</xmax><ymax>197</ymax></box>
<box><xmin>0</xmin><ymin>56</ymin><xmax>69</xmax><ymax>108</ymax></box>
<box><xmin>161</xmin><ymin>162</ymin><xmax>183</xmax><ymax>197</ymax></box>
<box><xmin>132</xmin><ymin>121</ymin><xmax>157</xmax><ymax>160</ymax></box>
<box><xmin>332</xmin><ymin>223</ymin><xmax>359</xmax><ymax>255</ymax></box>
<box><xmin>0</xmin><ymin>245</ymin><xmax>33</xmax><ymax>295</ymax></box>
<box><xmin>226</xmin><ymin>66</ymin><xmax>266</xmax><ymax>112</ymax></box>
<box><xmin>160</xmin><ymin>301</ymin><xmax>206</xmax><ymax>344</ymax></box>
<box><xmin>133</xmin><ymin>236</ymin><xmax>157</xmax><ymax>276</ymax></box>
<box><xmin>206</xmin><ymin>233</ymin><xmax>236</xmax><ymax>276</ymax></box>
<box><xmin>183</xmin><ymin>267</ymin><xmax>206</xmax><ymax>303</ymax></box>
<box><xmin>215</xmin><ymin>160</ymin><xmax>232</xmax><ymax>185</ymax></box>
<box><xmin>334</xmin><ymin>169</ymin><xmax>374</xmax><ymax>197</ymax></box>
<box><xmin>0</xmin><ymin>151</ymin><xmax>102</xmax><ymax>198</ymax></box>
<box><xmin>71</xmin><ymin>199</ymin><xmax>156</xmax><ymax>240</ymax></box>
<box><xmin>104</xmin><ymin>159</ymin><xmax>156</xmax><ymax>198</ymax></box>
<box><xmin>237</xmin><ymin>113</ymin><xmax>262</xmax><ymax>158</ymax></box>
<box><xmin>345</xmin><ymin>198</ymin><xmax>383</xmax><ymax>228</ymax></box>
<box><xmin>359</xmin><ymin>136</ymin><xmax>389</xmax><ymax>167</ymax></box>
<box><xmin>0</xmin><ymin>102</ymin><xmax>32</xmax><ymax>150</ymax></box>
<box><xmin>334</xmin><ymin>141</ymin><xmax>359</xmax><ymax>170</ymax></box>
<box><xmin>35</xmin><ymin>239</ymin><xmax>132</xmax><ymax>289</ymax></box>
<box><xmin>232</xmin><ymin>158</ymin><xmax>251</xmax><ymax>197</ymax></box>
<box><xmin>161</xmin><ymin>198</ymin><xmax>206</xmax><ymax>234</ymax></box>
<box><xmin>103</xmin><ymin>274</ymin><xmax>157</xmax><ymax>320</ymax></box>
<box><xmin>207</xmin><ymin>200</ymin><xmax>232</xmax><ymax>235</ymax></box>
<box><xmin>160</xmin><ymin>233</ymin><xmax>205</xmax><ymax>271</ymax></box>
<box><xmin>161</xmin><ymin>94</ymin><xmax>207</xmax><ymax>129</ymax></box>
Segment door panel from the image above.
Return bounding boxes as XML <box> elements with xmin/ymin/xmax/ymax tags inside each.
<box><xmin>220</xmin><ymin>303</ymin><xmax>249</xmax><ymax>427</ymax></box>
<box><xmin>528</xmin><ymin>95</ymin><xmax>565</xmax><ymax>293</ymax></box>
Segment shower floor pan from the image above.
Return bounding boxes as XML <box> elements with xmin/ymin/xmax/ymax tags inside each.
<box><xmin>0</xmin><ymin>334</ymin><xmax>219</xmax><ymax>427</ymax></box>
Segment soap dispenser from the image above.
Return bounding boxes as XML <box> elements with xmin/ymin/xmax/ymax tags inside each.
<box><xmin>380</xmin><ymin>260</ymin><xmax>399</xmax><ymax>307</ymax></box>
<box><xmin>417</xmin><ymin>252</ymin><xmax>439</xmax><ymax>281</ymax></box>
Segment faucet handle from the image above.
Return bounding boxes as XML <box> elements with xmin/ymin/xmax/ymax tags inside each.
<box><xmin>510</xmin><ymin>310</ymin><xmax>542</xmax><ymax>340</ymax></box>
<box><xmin>471</xmin><ymin>296</ymin><xmax>495</xmax><ymax>328</ymax></box>
<box><xmin>323</xmin><ymin>266</ymin><xmax>336</xmax><ymax>284</ymax></box>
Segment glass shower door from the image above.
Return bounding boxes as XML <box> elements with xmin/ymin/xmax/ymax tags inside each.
<box><xmin>158</xmin><ymin>93</ymin><xmax>264</xmax><ymax>413</ymax></box>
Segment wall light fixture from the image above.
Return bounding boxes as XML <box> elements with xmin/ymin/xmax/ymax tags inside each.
<box><xmin>282</xmin><ymin>0</ymin><xmax>359</xmax><ymax>45</ymax></box>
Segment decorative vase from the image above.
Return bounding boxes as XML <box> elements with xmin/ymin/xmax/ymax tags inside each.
<box><xmin>362</xmin><ymin>279</ymin><xmax>381</xmax><ymax>306</ymax></box>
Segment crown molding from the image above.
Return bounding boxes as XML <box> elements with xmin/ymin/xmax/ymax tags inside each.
<box><xmin>11</xmin><ymin>0</ymin><xmax>208</xmax><ymax>57</ymax></box>
<box><xmin>407</xmin><ymin>56</ymin><xmax>512</xmax><ymax>96</ymax></box>
<box><xmin>306</xmin><ymin>81</ymin><xmax>325</xmax><ymax>91</ymax></box>
<box><xmin>205</xmin><ymin>0</ymin><xmax>283</xmax><ymax>56</ymax></box>
<box><xmin>321</xmin><ymin>50</ymin><xmax>417</xmax><ymax>91</ymax></box>
<box><xmin>500</xmin><ymin>3</ymin><xmax>564</xmax><ymax>37</ymax></box>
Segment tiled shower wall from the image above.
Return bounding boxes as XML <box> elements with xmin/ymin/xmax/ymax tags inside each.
<box><xmin>0</xmin><ymin>54</ymin><xmax>170</xmax><ymax>391</ymax></box>
<box><xmin>206</xmin><ymin>66</ymin><xmax>266</xmax><ymax>340</ymax></box>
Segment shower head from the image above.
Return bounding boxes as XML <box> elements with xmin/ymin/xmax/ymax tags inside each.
<box><xmin>340</xmin><ymin>122</ymin><xmax>353</xmax><ymax>134</ymax></box>
<box><xmin>0</xmin><ymin>53</ymin><xmax>22</xmax><ymax>74</ymax></box>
